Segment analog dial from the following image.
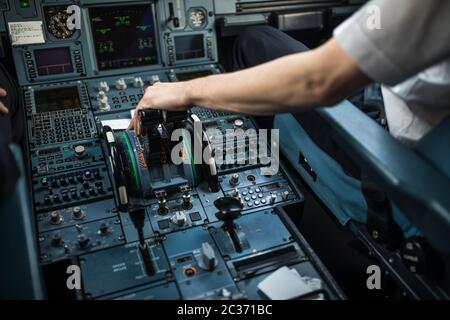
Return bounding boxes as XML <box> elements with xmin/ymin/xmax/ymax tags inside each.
<box><xmin>45</xmin><ymin>6</ymin><xmax>76</xmax><ymax>39</ymax></box>
<box><xmin>188</xmin><ymin>9</ymin><xmax>206</xmax><ymax>29</ymax></box>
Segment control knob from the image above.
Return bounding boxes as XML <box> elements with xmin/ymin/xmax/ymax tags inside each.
<box><xmin>74</xmin><ymin>145</ymin><xmax>87</xmax><ymax>159</ymax></box>
<box><xmin>182</xmin><ymin>193</ymin><xmax>193</xmax><ymax>210</ymax></box>
<box><xmin>270</xmin><ymin>194</ymin><xmax>277</xmax><ymax>204</ymax></box>
<box><xmin>234</xmin><ymin>118</ymin><xmax>244</xmax><ymax>128</ymax></box>
<box><xmin>98</xmin><ymin>81</ymin><xmax>110</xmax><ymax>92</ymax></box>
<box><xmin>98</xmin><ymin>222</ymin><xmax>111</xmax><ymax>235</ymax></box>
<box><xmin>229</xmin><ymin>173</ymin><xmax>240</xmax><ymax>186</ymax></box>
<box><xmin>197</xmin><ymin>242</ymin><xmax>218</xmax><ymax>271</ymax></box>
<box><xmin>84</xmin><ymin>170</ymin><xmax>93</xmax><ymax>180</ymax></box>
<box><xmin>158</xmin><ymin>198</ymin><xmax>169</xmax><ymax>215</ymax></box>
<box><xmin>41</xmin><ymin>177</ymin><xmax>49</xmax><ymax>188</ymax></box>
<box><xmin>72</xmin><ymin>207</ymin><xmax>85</xmax><ymax>220</ymax></box>
<box><xmin>77</xmin><ymin>234</ymin><xmax>90</xmax><ymax>249</ymax></box>
<box><xmin>116</xmin><ymin>78</ymin><xmax>127</xmax><ymax>90</ymax></box>
<box><xmin>44</xmin><ymin>195</ymin><xmax>52</xmax><ymax>205</ymax></box>
<box><xmin>171</xmin><ymin>211</ymin><xmax>187</xmax><ymax>227</ymax></box>
<box><xmin>133</xmin><ymin>77</ymin><xmax>145</xmax><ymax>88</ymax></box>
<box><xmin>50</xmin><ymin>212</ymin><xmax>63</xmax><ymax>225</ymax></box>
<box><xmin>97</xmin><ymin>90</ymin><xmax>107</xmax><ymax>100</ymax></box>
<box><xmin>51</xmin><ymin>233</ymin><xmax>63</xmax><ymax>247</ymax></box>
<box><xmin>98</xmin><ymin>97</ymin><xmax>111</xmax><ymax>111</ymax></box>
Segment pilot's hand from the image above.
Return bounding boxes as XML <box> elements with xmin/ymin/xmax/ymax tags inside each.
<box><xmin>0</xmin><ymin>88</ymin><xmax>8</xmax><ymax>114</ymax></box>
<box><xmin>129</xmin><ymin>81</ymin><xmax>190</xmax><ymax>136</ymax></box>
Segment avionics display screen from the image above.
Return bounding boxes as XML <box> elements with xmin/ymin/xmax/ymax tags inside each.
<box><xmin>35</xmin><ymin>47</ymin><xmax>74</xmax><ymax>76</ymax></box>
<box><xmin>176</xmin><ymin>70</ymin><xmax>213</xmax><ymax>81</ymax></box>
<box><xmin>175</xmin><ymin>35</ymin><xmax>205</xmax><ymax>61</ymax></box>
<box><xmin>35</xmin><ymin>87</ymin><xmax>81</xmax><ymax>113</ymax></box>
<box><xmin>89</xmin><ymin>4</ymin><xmax>158</xmax><ymax>70</ymax></box>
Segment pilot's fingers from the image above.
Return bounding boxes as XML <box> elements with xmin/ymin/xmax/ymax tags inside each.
<box><xmin>129</xmin><ymin>113</ymin><xmax>138</xmax><ymax>134</ymax></box>
<box><xmin>0</xmin><ymin>88</ymin><xmax>7</xmax><ymax>97</ymax></box>
<box><xmin>0</xmin><ymin>101</ymin><xmax>8</xmax><ymax>114</ymax></box>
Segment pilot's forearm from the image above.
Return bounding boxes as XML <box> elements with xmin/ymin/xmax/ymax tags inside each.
<box><xmin>186</xmin><ymin>38</ymin><xmax>370</xmax><ymax>115</ymax></box>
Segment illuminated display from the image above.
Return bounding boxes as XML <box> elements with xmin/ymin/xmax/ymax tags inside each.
<box><xmin>89</xmin><ymin>4</ymin><xmax>158</xmax><ymax>71</ymax></box>
<box><xmin>35</xmin><ymin>87</ymin><xmax>81</xmax><ymax>113</ymax></box>
<box><xmin>35</xmin><ymin>47</ymin><xmax>74</xmax><ymax>76</ymax></box>
<box><xmin>175</xmin><ymin>34</ymin><xmax>205</xmax><ymax>61</ymax></box>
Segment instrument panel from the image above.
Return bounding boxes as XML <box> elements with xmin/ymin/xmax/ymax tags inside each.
<box><xmin>3</xmin><ymin>0</ymin><xmax>344</xmax><ymax>300</ymax></box>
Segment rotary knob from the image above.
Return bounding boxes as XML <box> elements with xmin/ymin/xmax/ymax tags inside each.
<box><xmin>84</xmin><ymin>170</ymin><xmax>92</xmax><ymax>180</ymax></box>
<box><xmin>116</xmin><ymin>78</ymin><xmax>127</xmax><ymax>90</ymax></box>
<box><xmin>77</xmin><ymin>234</ymin><xmax>90</xmax><ymax>249</ymax></box>
<box><xmin>98</xmin><ymin>97</ymin><xmax>111</xmax><ymax>111</ymax></box>
<box><xmin>41</xmin><ymin>177</ymin><xmax>49</xmax><ymax>188</ymax></box>
<box><xmin>171</xmin><ymin>211</ymin><xmax>187</xmax><ymax>227</ymax></box>
<box><xmin>97</xmin><ymin>90</ymin><xmax>107</xmax><ymax>100</ymax></box>
<box><xmin>74</xmin><ymin>145</ymin><xmax>86</xmax><ymax>159</ymax></box>
<box><xmin>72</xmin><ymin>207</ymin><xmax>84</xmax><ymax>220</ymax></box>
<box><xmin>98</xmin><ymin>222</ymin><xmax>111</xmax><ymax>235</ymax></box>
<box><xmin>229</xmin><ymin>173</ymin><xmax>240</xmax><ymax>186</ymax></box>
<box><xmin>270</xmin><ymin>194</ymin><xmax>277</xmax><ymax>204</ymax></box>
<box><xmin>49</xmin><ymin>212</ymin><xmax>63</xmax><ymax>225</ymax></box>
<box><xmin>98</xmin><ymin>81</ymin><xmax>110</xmax><ymax>92</ymax></box>
<box><xmin>51</xmin><ymin>233</ymin><xmax>63</xmax><ymax>247</ymax></box>
<box><xmin>234</xmin><ymin>118</ymin><xmax>244</xmax><ymax>128</ymax></box>
<box><xmin>133</xmin><ymin>77</ymin><xmax>144</xmax><ymax>88</ymax></box>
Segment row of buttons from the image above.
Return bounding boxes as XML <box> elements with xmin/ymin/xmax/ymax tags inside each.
<box><xmin>191</xmin><ymin>107</ymin><xmax>231</xmax><ymax>120</ymax></box>
<box><xmin>167</xmin><ymin>37</ymin><xmax>175</xmax><ymax>64</ymax></box>
<box><xmin>206</xmin><ymin>36</ymin><xmax>213</xmax><ymax>60</ymax></box>
<box><xmin>34</xmin><ymin>161</ymin><xmax>91</xmax><ymax>175</ymax></box>
<box><xmin>42</xmin><ymin>182</ymin><xmax>107</xmax><ymax>206</ymax></box>
<box><xmin>73</xmin><ymin>49</ymin><xmax>84</xmax><ymax>74</ymax></box>
<box><xmin>39</xmin><ymin>168</ymin><xmax>103</xmax><ymax>188</ymax></box>
<box><xmin>24</xmin><ymin>51</ymin><xmax>37</xmax><ymax>79</ymax></box>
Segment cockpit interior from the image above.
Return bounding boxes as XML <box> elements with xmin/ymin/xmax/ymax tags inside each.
<box><xmin>0</xmin><ymin>0</ymin><xmax>449</xmax><ymax>301</ymax></box>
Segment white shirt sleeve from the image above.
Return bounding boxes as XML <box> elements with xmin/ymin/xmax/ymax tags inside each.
<box><xmin>333</xmin><ymin>0</ymin><xmax>450</xmax><ymax>86</ymax></box>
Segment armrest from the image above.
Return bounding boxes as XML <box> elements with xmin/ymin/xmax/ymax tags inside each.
<box><xmin>316</xmin><ymin>101</ymin><xmax>450</xmax><ymax>253</ymax></box>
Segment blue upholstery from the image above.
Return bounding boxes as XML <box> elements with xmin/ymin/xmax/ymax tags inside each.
<box><xmin>275</xmin><ymin>100</ymin><xmax>450</xmax><ymax>253</ymax></box>
<box><xmin>275</xmin><ymin>111</ymin><xmax>418</xmax><ymax>238</ymax></box>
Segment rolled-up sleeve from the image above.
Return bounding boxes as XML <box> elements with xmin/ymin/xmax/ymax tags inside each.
<box><xmin>333</xmin><ymin>0</ymin><xmax>450</xmax><ymax>86</ymax></box>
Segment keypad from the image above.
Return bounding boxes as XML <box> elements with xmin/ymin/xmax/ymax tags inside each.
<box><xmin>32</xmin><ymin>109</ymin><xmax>96</xmax><ymax>147</ymax></box>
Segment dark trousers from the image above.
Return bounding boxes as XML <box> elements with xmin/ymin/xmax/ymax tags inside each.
<box><xmin>232</xmin><ymin>26</ymin><xmax>361</xmax><ymax>178</ymax></box>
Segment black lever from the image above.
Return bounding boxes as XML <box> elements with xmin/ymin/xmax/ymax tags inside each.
<box><xmin>129</xmin><ymin>208</ymin><xmax>155</xmax><ymax>276</ymax></box>
<box><xmin>214</xmin><ymin>197</ymin><xmax>244</xmax><ymax>253</ymax></box>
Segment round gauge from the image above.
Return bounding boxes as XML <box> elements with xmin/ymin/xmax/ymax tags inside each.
<box><xmin>188</xmin><ymin>8</ymin><xmax>207</xmax><ymax>29</ymax></box>
<box><xmin>45</xmin><ymin>6</ymin><xmax>76</xmax><ymax>39</ymax></box>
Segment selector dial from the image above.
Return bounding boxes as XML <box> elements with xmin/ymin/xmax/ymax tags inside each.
<box><xmin>74</xmin><ymin>145</ymin><xmax>87</xmax><ymax>159</ymax></box>
<box><xmin>116</xmin><ymin>78</ymin><xmax>127</xmax><ymax>91</ymax></box>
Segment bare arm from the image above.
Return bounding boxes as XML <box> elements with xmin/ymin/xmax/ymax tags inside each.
<box><xmin>130</xmin><ymin>38</ymin><xmax>371</xmax><ymax>133</ymax></box>
<box><xmin>0</xmin><ymin>88</ymin><xmax>8</xmax><ymax>114</ymax></box>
